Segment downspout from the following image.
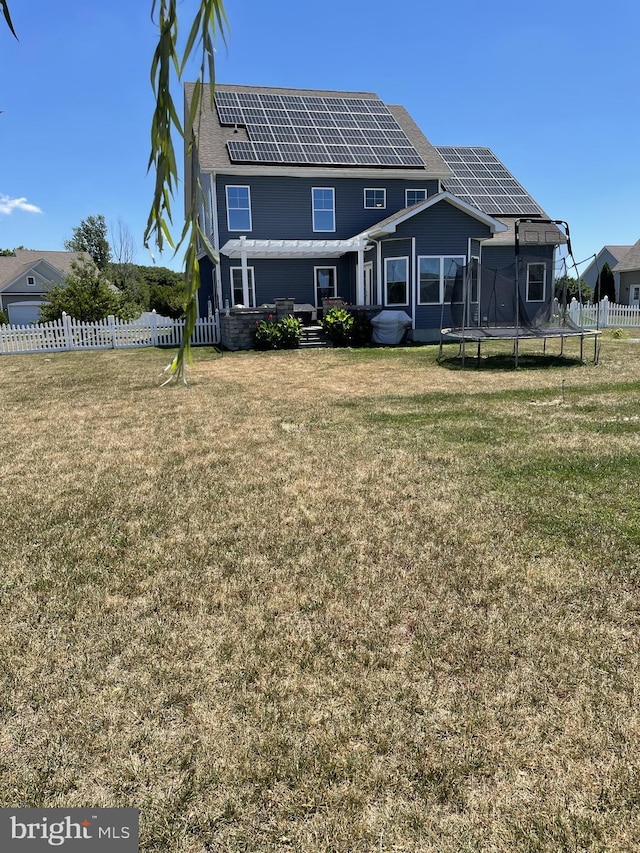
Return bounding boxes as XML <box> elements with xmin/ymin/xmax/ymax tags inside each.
<box><xmin>411</xmin><ymin>236</ymin><xmax>416</xmax><ymax>329</ymax></box>
<box><xmin>356</xmin><ymin>239</ymin><xmax>365</xmax><ymax>305</ymax></box>
<box><xmin>376</xmin><ymin>239</ymin><xmax>382</xmax><ymax>305</ymax></box>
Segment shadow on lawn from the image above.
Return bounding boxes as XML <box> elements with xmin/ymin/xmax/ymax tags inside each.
<box><xmin>439</xmin><ymin>353</ymin><xmax>585</xmax><ymax>371</ymax></box>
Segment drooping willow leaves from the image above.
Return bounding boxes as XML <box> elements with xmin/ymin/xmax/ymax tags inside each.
<box><xmin>2</xmin><ymin>0</ymin><xmax>227</xmax><ymax>384</ymax></box>
<box><xmin>147</xmin><ymin>0</ymin><xmax>227</xmax><ymax>383</ymax></box>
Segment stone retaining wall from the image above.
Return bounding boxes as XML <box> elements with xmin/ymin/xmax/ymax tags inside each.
<box><xmin>220</xmin><ymin>309</ymin><xmax>270</xmax><ymax>351</ymax></box>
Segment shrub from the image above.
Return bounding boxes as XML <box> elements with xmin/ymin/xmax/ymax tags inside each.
<box><xmin>277</xmin><ymin>315</ymin><xmax>303</xmax><ymax>348</ymax></box>
<box><xmin>350</xmin><ymin>310</ymin><xmax>372</xmax><ymax>346</ymax></box>
<box><xmin>254</xmin><ymin>315</ymin><xmax>302</xmax><ymax>350</ymax></box>
<box><xmin>320</xmin><ymin>306</ymin><xmax>354</xmax><ymax>346</ymax></box>
<box><xmin>0</xmin><ymin>309</ymin><xmax>8</xmax><ymax>326</ymax></box>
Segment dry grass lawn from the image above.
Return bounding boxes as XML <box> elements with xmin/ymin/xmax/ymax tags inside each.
<box><xmin>1</xmin><ymin>336</ymin><xmax>639</xmax><ymax>851</ymax></box>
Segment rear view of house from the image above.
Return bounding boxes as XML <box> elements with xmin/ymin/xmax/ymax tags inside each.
<box><xmin>185</xmin><ymin>83</ymin><xmax>564</xmax><ymax>344</ymax></box>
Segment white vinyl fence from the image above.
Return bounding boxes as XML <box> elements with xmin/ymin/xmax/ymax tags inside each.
<box><xmin>0</xmin><ymin>311</ymin><xmax>220</xmax><ymax>355</ymax></box>
<box><xmin>568</xmin><ymin>297</ymin><xmax>640</xmax><ymax>329</ymax></box>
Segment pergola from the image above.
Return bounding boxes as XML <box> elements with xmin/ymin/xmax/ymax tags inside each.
<box><xmin>219</xmin><ymin>235</ymin><xmax>373</xmax><ymax>307</ymax></box>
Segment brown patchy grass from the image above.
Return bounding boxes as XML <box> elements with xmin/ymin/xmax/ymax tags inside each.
<box><xmin>1</xmin><ymin>338</ymin><xmax>640</xmax><ymax>852</ymax></box>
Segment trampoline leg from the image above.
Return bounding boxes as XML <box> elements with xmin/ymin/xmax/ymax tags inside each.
<box><xmin>543</xmin><ymin>338</ymin><xmax>547</xmax><ymax>355</ymax></box>
<box><xmin>580</xmin><ymin>335</ymin><xmax>584</xmax><ymax>364</ymax></box>
<box><xmin>477</xmin><ymin>340</ymin><xmax>481</xmax><ymax>366</ymax></box>
<box><xmin>514</xmin><ymin>337</ymin><xmax>519</xmax><ymax>369</ymax></box>
<box><xmin>560</xmin><ymin>336</ymin><xmax>564</xmax><ymax>356</ymax></box>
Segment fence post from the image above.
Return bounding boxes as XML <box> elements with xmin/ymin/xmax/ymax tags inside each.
<box><xmin>214</xmin><ymin>308</ymin><xmax>220</xmax><ymax>344</ymax></box>
<box><xmin>151</xmin><ymin>309</ymin><xmax>158</xmax><ymax>346</ymax></box>
<box><xmin>601</xmin><ymin>296</ymin><xmax>609</xmax><ymax>328</ymax></box>
<box><xmin>62</xmin><ymin>312</ymin><xmax>73</xmax><ymax>351</ymax></box>
<box><xmin>569</xmin><ymin>297</ymin><xmax>578</xmax><ymax>325</ymax></box>
<box><xmin>108</xmin><ymin>315</ymin><xmax>117</xmax><ymax>349</ymax></box>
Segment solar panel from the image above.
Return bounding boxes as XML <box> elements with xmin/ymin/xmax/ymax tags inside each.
<box><xmin>216</xmin><ymin>91</ymin><xmax>425</xmax><ymax>168</ymax></box>
<box><xmin>436</xmin><ymin>146</ymin><xmax>543</xmax><ymax>216</ymax></box>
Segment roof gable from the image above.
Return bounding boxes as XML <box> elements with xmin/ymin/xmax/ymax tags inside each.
<box><xmin>357</xmin><ymin>192</ymin><xmax>508</xmax><ymax>239</ymax></box>
<box><xmin>0</xmin><ymin>250</ymin><xmax>89</xmax><ymax>291</ymax></box>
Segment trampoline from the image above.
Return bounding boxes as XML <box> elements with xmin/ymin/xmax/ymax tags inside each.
<box><xmin>439</xmin><ymin>219</ymin><xmax>601</xmax><ymax>367</ymax></box>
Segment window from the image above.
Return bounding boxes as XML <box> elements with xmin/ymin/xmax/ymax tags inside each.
<box><xmin>364</xmin><ymin>188</ymin><xmax>386</xmax><ymax>209</ymax></box>
<box><xmin>226</xmin><ymin>185</ymin><xmax>252</xmax><ymax>231</ymax></box>
<box><xmin>385</xmin><ymin>257</ymin><xmax>409</xmax><ymax>306</ymax></box>
<box><xmin>312</xmin><ymin>188</ymin><xmax>335</xmax><ymax>232</ymax></box>
<box><xmin>405</xmin><ymin>189</ymin><xmax>427</xmax><ymax>206</ymax></box>
<box><xmin>418</xmin><ymin>256</ymin><xmax>465</xmax><ymax>304</ymax></box>
<box><xmin>315</xmin><ymin>267</ymin><xmax>337</xmax><ymax>306</ymax></box>
<box><xmin>230</xmin><ymin>267</ymin><xmax>256</xmax><ymax>307</ymax></box>
<box><xmin>26</xmin><ymin>276</ymin><xmax>36</xmax><ymax>286</ymax></box>
<box><xmin>527</xmin><ymin>263</ymin><xmax>546</xmax><ymax>302</ymax></box>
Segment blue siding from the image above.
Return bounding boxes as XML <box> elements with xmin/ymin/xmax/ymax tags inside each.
<box><xmin>219</xmin><ymin>256</ymin><xmax>354</xmax><ymax>307</ymax></box>
<box><xmin>215</xmin><ymin>175</ymin><xmax>439</xmax><ymax>243</ymax></box>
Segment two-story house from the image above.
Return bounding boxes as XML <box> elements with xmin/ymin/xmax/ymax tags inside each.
<box><xmin>185</xmin><ymin>83</ymin><xmax>563</xmax><ymax>342</ymax></box>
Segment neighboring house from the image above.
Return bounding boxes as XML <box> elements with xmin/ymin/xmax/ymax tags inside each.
<box><xmin>185</xmin><ymin>83</ymin><xmax>564</xmax><ymax>341</ymax></box>
<box><xmin>612</xmin><ymin>239</ymin><xmax>640</xmax><ymax>306</ymax></box>
<box><xmin>0</xmin><ymin>250</ymin><xmax>88</xmax><ymax>324</ymax></box>
<box><xmin>581</xmin><ymin>246</ymin><xmax>632</xmax><ymax>301</ymax></box>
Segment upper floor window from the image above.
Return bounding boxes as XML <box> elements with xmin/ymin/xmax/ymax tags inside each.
<box><xmin>405</xmin><ymin>189</ymin><xmax>427</xmax><ymax>207</ymax></box>
<box><xmin>312</xmin><ymin>187</ymin><xmax>335</xmax><ymax>232</ymax></box>
<box><xmin>226</xmin><ymin>185</ymin><xmax>252</xmax><ymax>231</ymax></box>
<box><xmin>527</xmin><ymin>263</ymin><xmax>546</xmax><ymax>302</ymax></box>
<box><xmin>364</xmin><ymin>188</ymin><xmax>386</xmax><ymax>210</ymax></box>
<box><xmin>418</xmin><ymin>256</ymin><xmax>465</xmax><ymax>304</ymax></box>
<box><xmin>385</xmin><ymin>257</ymin><xmax>409</xmax><ymax>306</ymax></box>
<box><xmin>26</xmin><ymin>276</ymin><xmax>36</xmax><ymax>286</ymax></box>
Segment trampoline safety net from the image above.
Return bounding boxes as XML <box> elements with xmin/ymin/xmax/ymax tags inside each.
<box><xmin>441</xmin><ymin>255</ymin><xmax>584</xmax><ymax>341</ymax></box>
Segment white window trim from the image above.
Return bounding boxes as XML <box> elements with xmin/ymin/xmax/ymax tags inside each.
<box><xmin>405</xmin><ymin>188</ymin><xmax>428</xmax><ymax>207</ymax></box>
<box><xmin>26</xmin><ymin>276</ymin><xmax>36</xmax><ymax>286</ymax></box>
<box><xmin>312</xmin><ymin>187</ymin><xmax>335</xmax><ymax>233</ymax></box>
<box><xmin>226</xmin><ymin>185</ymin><xmax>252</xmax><ymax>232</ymax></box>
<box><xmin>314</xmin><ymin>266</ymin><xmax>337</xmax><ymax>307</ymax></box>
<box><xmin>384</xmin><ymin>256</ymin><xmax>409</xmax><ymax>307</ymax></box>
<box><xmin>230</xmin><ymin>266</ymin><xmax>256</xmax><ymax>307</ymax></box>
<box><xmin>417</xmin><ymin>256</ymin><xmax>466</xmax><ymax>305</ymax></box>
<box><xmin>526</xmin><ymin>262</ymin><xmax>546</xmax><ymax>302</ymax></box>
<box><xmin>364</xmin><ymin>188</ymin><xmax>386</xmax><ymax>210</ymax></box>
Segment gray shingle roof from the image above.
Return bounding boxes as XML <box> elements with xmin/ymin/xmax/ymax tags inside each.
<box><xmin>185</xmin><ymin>82</ymin><xmax>452</xmax><ymax>179</ymax></box>
<box><xmin>486</xmin><ymin>217</ymin><xmax>567</xmax><ymax>247</ymax></box>
<box><xmin>0</xmin><ymin>250</ymin><xmax>89</xmax><ymax>289</ymax></box>
<box><xmin>612</xmin><ymin>239</ymin><xmax>640</xmax><ymax>272</ymax></box>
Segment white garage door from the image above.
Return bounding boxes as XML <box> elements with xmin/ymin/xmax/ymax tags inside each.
<box><xmin>7</xmin><ymin>301</ymin><xmax>42</xmax><ymax>325</ymax></box>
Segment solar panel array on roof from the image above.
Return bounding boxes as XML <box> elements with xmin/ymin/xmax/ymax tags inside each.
<box><xmin>436</xmin><ymin>146</ymin><xmax>543</xmax><ymax>216</ymax></box>
<box><xmin>216</xmin><ymin>91</ymin><xmax>425</xmax><ymax>168</ymax></box>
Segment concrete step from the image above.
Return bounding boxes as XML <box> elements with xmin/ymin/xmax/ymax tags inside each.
<box><xmin>299</xmin><ymin>325</ymin><xmax>333</xmax><ymax>348</ymax></box>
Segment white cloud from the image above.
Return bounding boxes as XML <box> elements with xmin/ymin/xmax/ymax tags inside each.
<box><xmin>0</xmin><ymin>194</ymin><xmax>43</xmax><ymax>215</ymax></box>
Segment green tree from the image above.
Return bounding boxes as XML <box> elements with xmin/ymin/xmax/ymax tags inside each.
<box><xmin>594</xmin><ymin>262</ymin><xmax>616</xmax><ymax>303</ymax></box>
<box><xmin>64</xmin><ymin>215</ymin><xmax>112</xmax><ymax>271</ymax></box>
<box><xmin>4</xmin><ymin>0</ymin><xmax>227</xmax><ymax>381</ymax></box>
<box><xmin>39</xmin><ymin>259</ymin><xmax>134</xmax><ymax>323</ymax></box>
<box><xmin>554</xmin><ymin>275</ymin><xmax>593</xmax><ymax>304</ymax></box>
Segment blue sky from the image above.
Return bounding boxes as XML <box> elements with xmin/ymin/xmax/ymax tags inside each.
<box><xmin>1</xmin><ymin>0</ymin><xmax>639</xmax><ymax>275</ymax></box>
